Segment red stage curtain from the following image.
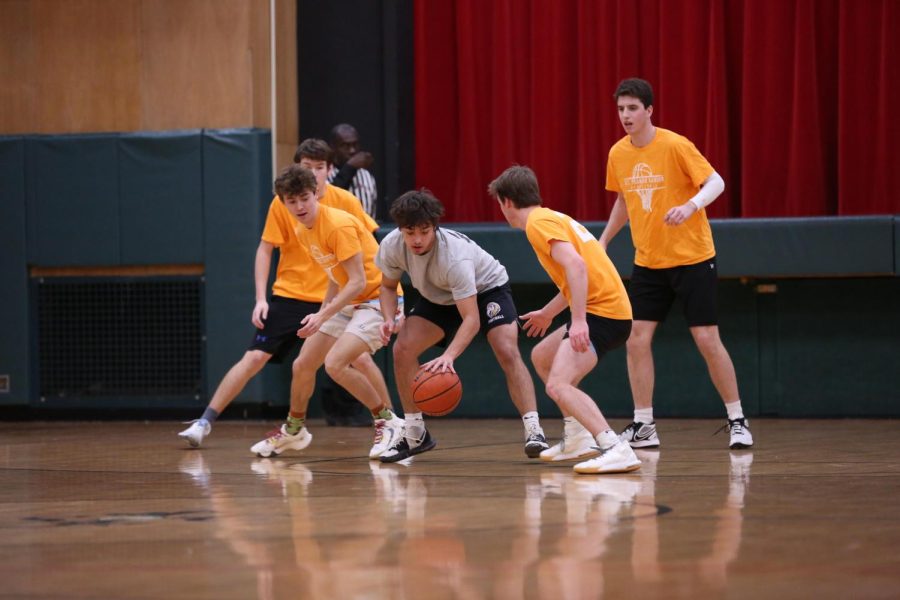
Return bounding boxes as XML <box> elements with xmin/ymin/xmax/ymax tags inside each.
<box><xmin>414</xmin><ymin>0</ymin><xmax>900</xmax><ymax>221</ymax></box>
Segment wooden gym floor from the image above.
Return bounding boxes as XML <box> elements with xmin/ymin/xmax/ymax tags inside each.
<box><xmin>2</xmin><ymin>418</ymin><xmax>900</xmax><ymax>599</ymax></box>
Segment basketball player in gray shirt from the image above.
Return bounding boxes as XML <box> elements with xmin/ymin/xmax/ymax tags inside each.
<box><xmin>375</xmin><ymin>189</ymin><xmax>547</xmax><ymax>462</ymax></box>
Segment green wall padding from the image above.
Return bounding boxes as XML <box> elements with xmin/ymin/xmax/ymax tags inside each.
<box><xmin>26</xmin><ymin>135</ymin><xmax>120</xmax><ymax>265</ymax></box>
<box><xmin>202</xmin><ymin>128</ymin><xmax>272</xmax><ymax>406</ymax></box>
<box><xmin>119</xmin><ymin>131</ymin><xmax>204</xmax><ymax>264</ymax></box>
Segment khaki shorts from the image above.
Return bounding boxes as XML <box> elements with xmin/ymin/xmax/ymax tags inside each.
<box><xmin>318</xmin><ymin>301</ymin><xmax>385</xmax><ymax>353</ymax></box>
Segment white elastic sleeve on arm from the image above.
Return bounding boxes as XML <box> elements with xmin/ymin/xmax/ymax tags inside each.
<box><xmin>688</xmin><ymin>171</ymin><xmax>725</xmax><ymax>210</ymax></box>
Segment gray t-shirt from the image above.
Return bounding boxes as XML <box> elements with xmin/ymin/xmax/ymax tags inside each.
<box><xmin>376</xmin><ymin>228</ymin><xmax>509</xmax><ymax>305</ymax></box>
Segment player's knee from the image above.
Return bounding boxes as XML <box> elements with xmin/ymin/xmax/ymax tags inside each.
<box><xmin>530</xmin><ymin>345</ymin><xmax>546</xmax><ymax>367</ymax></box>
<box><xmin>350</xmin><ymin>352</ymin><xmax>374</xmax><ymax>371</ymax></box>
<box><xmin>691</xmin><ymin>327</ymin><xmax>722</xmax><ymax>354</ymax></box>
<box><xmin>392</xmin><ymin>337</ymin><xmax>417</xmax><ymax>363</ymax></box>
<box><xmin>492</xmin><ymin>343</ymin><xmax>521</xmax><ymax>370</ymax></box>
<box><xmin>323</xmin><ymin>356</ymin><xmax>348</xmax><ymax>380</ymax></box>
<box><xmin>242</xmin><ymin>350</ymin><xmax>270</xmax><ymax>370</ymax></box>
<box><xmin>545</xmin><ymin>378</ymin><xmax>566</xmax><ymax>402</ymax></box>
<box><xmin>292</xmin><ymin>353</ymin><xmax>315</xmax><ymax>375</ymax></box>
<box><xmin>626</xmin><ymin>331</ymin><xmax>651</xmax><ymax>353</ymax></box>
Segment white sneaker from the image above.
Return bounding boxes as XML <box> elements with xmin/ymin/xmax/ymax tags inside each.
<box><xmin>250</xmin><ymin>425</ymin><xmax>313</xmax><ymax>458</ymax></box>
<box><xmin>369</xmin><ymin>415</ymin><xmax>405</xmax><ymax>459</ymax></box>
<box><xmin>573</xmin><ymin>441</ymin><xmax>642</xmax><ymax>474</ymax></box>
<box><xmin>540</xmin><ymin>422</ymin><xmax>599</xmax><ymax>462</ymax></box>
<box><xmin>178</xmin><ymin>419</ymin><xmax>210</xmax><ymax>448</ymax></box>
<box><xmin>727</xmin><ymin>418</ymin><xmax>754</xmax><ymax>449</ymax></box>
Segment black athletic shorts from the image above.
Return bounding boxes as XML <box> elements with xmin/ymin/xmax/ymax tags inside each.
<box><xmin>628</xmin><ymin>257</ymin><xmax>719</xmax><ymax>326</ymax></box>
<box><xmin>564</xmin><ymin>314</ymin><xmax>632</xmax><ymax>359</ymax></box>
<box><xmin>407</xmin><ymin>282</ymin><xmax>519</xmax><ymax>344</ymax></box>
<box><xmin>248</xmin><ymin>295</ymin><xmax>321</xmax><ymax>363</ymax></box>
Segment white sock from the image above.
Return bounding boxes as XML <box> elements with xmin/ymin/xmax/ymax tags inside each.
<box><xmin>725</xmin><ymin>401</ymin><xmax>744</xmax><ymax>421</ymax></box>
<box><xmin>595</xmin><ymin>429</ymin><xmax>619</xmax><ymax>450</ymax></box>
<box><xmin>522</xmin><ymin>411</ymin><xmax>542</xmax><ymax>432</ymax></box>
<box><xmin>634</xmin><ymin>408</ymin><xmax>654</xmax><ymax>424</ymax></box>
<box><xmin>563</xmin><ymin>416</ymin><xmax>585</xmax><ymax>435</ymax></box>
<box><xmin>404</xmin><ymin>412</ymin><xmax>425</xmax><ymax>438</ymax></box>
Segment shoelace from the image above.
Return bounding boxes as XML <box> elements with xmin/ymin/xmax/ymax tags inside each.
<box><xmin>525</xmin><ymin>422</ymin><xmax>543</xmax><ymax>438</ymax></box>
<box><xmin>264</xmin><ymin>427</ymin><xmax>285</xmax><ymax>441</ymax></box>
<box><xmin>373</xmin><ymin>420</ymin><xmax>386</xmax><ymax>443</ymax></box>
<box><xmin>713</xmin><ymin>420</ymin><xmax>745</xmax><ymax>437</ymax></box>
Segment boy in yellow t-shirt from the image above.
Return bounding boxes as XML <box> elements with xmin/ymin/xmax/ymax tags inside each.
<box><xmin>249</xmin><ymin>164</ymin><xmax>403</xmax><ymax>460</ymax></box>
<box><xmin>490</xmin><ymin>165</ymin><xmax>640</xmax><ymax>475</ymax></box>
<box><xmin>600</xmin><ymin>78</ymin><xmax>753</xmax><ymax>450</ymax></box>
<box><xmin>178</xmin><ymin>139</ymin><xmax>392</xmax><ymax>448</ymax></box>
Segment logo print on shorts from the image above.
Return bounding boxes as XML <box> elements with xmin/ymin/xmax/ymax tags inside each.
<box><xmin>485</xmin><ymin>302</ymin><xmax>504</xmax><ymax>323</ymax></box>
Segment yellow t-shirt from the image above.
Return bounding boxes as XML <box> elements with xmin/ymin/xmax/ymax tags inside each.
<box><xmin>606</xmin><ymin>128</ymin><xmax>716</xmax><ymax>269</ymax></box>
<box><xmin>261</xmin><ymin>184</ymin><xmax>377</xmax><ymax>302</ymax></box>
<box><xmin>525</xmin><ymin>207</ymin><xmax>632</xmax><ymax>320</ymax></box>
<box><xmin>295</xmin><ymin>203</ymin><xmax>382</xmax><ymax>304</ymax></box>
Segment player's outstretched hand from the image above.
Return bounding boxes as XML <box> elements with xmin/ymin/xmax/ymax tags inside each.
<box><xmin>252</xmin><ymin>300</ymin><xmax>269</xmax><ymax>329</ymax></box>
<box><xmin>519</xmin><ymin>310</ymin><xmax>551</xmax><ymax>338</ymax></box>
<box><xmin>422</xmin><ymin>354</ymin><xmax>455</xmax><ymax>374</ymax></box>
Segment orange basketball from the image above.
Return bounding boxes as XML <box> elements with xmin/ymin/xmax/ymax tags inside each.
<box><xmin>412</xmin><ymin>367</ymin><xmax>462</xmax><ymax>416</ymax></box>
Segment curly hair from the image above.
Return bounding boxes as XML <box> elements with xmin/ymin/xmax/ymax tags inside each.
<box><xmin>389</xmin><ymin>189</ymin><xmax>445</xmax><ymax>228</ymax></box>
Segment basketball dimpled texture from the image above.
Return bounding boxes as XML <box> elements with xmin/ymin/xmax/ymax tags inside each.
<box><xmin>411</xmin><ymin>367</ymin><xmax>462</xmax><ymax>416</ymax></box>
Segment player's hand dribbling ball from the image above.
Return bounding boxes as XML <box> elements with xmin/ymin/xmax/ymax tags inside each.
<box><xmin>412</xmin><ymin>367</ymin><xmax>462</xmax><ymax>416</ymax></box>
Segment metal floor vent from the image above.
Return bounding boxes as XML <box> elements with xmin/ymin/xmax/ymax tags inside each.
<box><xmin>35</xmin><ymin>277</ymin><xmax>203</xmax><ymax>399</ymax></box>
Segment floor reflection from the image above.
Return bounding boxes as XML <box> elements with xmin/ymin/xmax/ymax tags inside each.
<box><xmin>178</xmin><ymin>447</ymin><xmax>753</xmax><ymax>599</ymax></box>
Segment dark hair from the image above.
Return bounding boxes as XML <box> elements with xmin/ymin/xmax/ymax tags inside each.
<box><xmin>614</xmin><ymin>78</ymin><xmax>654</xmax><ymax>109</ymax></box>
<box><xmin>273</xmin><ymin>164</ymin><xmax>318</xmax><ymax>199</ymax></box>
<box><xmin>487</xmin><ymin>165</ymin><xmax>542</xmax><ymax>208</ymax></box>
<box><xmin>328</xmin><ymin>123</ymin><xmax>357</xmax><ymax>144</ymax></box>
<box><xmin>292</xmin><ymin>138</ymin><xmax>333</xmax><ymax>165</ymax></box>
<box><xmin>389</xmin><ymin>189</ymin><xmax>445</xmax><ymax>228</ymax></box>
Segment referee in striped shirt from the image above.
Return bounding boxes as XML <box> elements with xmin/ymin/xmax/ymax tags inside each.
<box><xmin>328</xmin><ymin>123</ymin><xmax>378</xmax><ymax>218</ymax></box>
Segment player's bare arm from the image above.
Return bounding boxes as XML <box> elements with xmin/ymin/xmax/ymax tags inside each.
<box><xmin>598</xmin><ymin>194</ymin><xmax>629</xmax><ymax>249</ymax></box>
<box><xmin>421</xmin><ymin>294</ymin><xmax>479</xmax><ymax>374</ymax></box>
<box><xmin>297</xmin><ymin>252</ymin><xmax>365</xmax><ymax>338</ymax></box>
<box><xmin>550</xmin><ymin>241</ymin><xmax>591</xmax><ymax>353</ymax></box>
<box><xmin>378</xmin><ymin>274</ymin><xmax>401</xmax><ymax>344</ymax></box>
<box><xmin>252</xmin><ymin>240</ymin><xmax>275</xmax><ymax>328</ymax></box>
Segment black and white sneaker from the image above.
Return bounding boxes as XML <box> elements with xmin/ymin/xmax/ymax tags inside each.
<box><xmin>727</xmin><ymin>418</ymin><xmax>753</xmax><ymax>449</ymax></box>
<box><xmin>379</xmin><ymin>428</ymin><xmax>437</xmax><ymax>463</ymax></box>
<box><xmin>524</xmin><ymin>429</ymin><xmax>550</xmax><ymax>459</ymax></box>
<box><xmin>618</xmin><ymin>421</ymin><xmax>660</xmax><ymax>448</ymax></box>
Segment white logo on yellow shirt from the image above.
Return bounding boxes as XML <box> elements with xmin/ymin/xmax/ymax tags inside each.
<box><xmin>309</xmin><ymin>243</ymin><xmax>338</xmax><ymax>281</ymax></box>
<box><xmin>623</xmin><ymin>163</ymin><xmax>665</xmax><ymax>212</ymax></box>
